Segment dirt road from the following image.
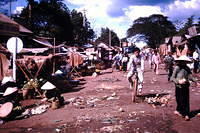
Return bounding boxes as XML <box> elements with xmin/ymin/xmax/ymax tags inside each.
<box><xmin>1</xmin><ymin>63</ymin><xmax>200</xmax><ymax>133</ymax></box>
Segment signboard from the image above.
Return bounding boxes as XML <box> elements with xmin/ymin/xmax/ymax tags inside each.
<box><xmin>7</xmin><ymin>37</ymin><xmax>23</xmax><ymax>53</ymax></box>
<box><xmin>6</xmin><ymin>37</ymin><xmax>23</xmax><ymax>81</ymax></box>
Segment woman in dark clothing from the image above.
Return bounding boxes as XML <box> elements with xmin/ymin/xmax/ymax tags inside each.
<box><xmin>171</xmin><ymin>55</ymin><xmax>197</xmax><ymax>121</ymax></box>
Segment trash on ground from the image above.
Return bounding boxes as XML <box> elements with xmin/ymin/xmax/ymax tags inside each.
<box><xmin>145</xmin><ymin>94</ymin><xmax>171</xmax><ymax>107</ymax></box>
<box><xmin>100</xmin><ymin>125</ymin><xmax>123</xmax><ymax>133</ymax></box>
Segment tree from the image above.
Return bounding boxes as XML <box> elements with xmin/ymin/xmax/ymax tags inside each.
<box><xmin>177</xmin><ymin>15</ymin><xmax>194</xmax><ymax>36</ymax></box>
<box><xmin>127</xmin><ymin>14</ymin><xmax>177</xmax><ymax>48</ymax></box>
<box><xmin>14</xmin><ymin>0</ymin><xmax>73</xmax><ymax>44</ymax></box>
<box><xmin>96</xmin><ymin>28</ymin><xmax>120</xmax><ymax>47</ymax></box>
<box><xmin>71</xmin><ymin>9</ymin><xmax>95</xmax><ymax>45</ymax></box>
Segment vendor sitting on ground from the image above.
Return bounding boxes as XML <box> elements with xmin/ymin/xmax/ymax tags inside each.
<box><xmin>54</xmin><ymin>56</ymin><xmax>72</xmax><ymax>80</ymax></box>
<box><xmin>0</xmin><ymin>86</ymin><xmax>24</xmax><ymax>121</ymax></box>
<box><xmin>41</xmin><ymin>81</ymin><xmax>64</xmax><ymax>108</ymax></box>
<box><xmin>0</xmin><ymin>76</ymin><xmax>16</xmax><ymax>95</ymax></box>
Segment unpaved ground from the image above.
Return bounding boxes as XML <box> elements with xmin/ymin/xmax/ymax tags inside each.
<box><xmin>0</xmin><ymin>63</ymin><xmax>200</xmax><ymax>133</ymax></box>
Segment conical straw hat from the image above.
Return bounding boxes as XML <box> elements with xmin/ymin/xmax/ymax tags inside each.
<box><xmin>3</xmin><ymin>87</ymin><xmax>18</xmax><ymax>96</ymax></box>
<box><xmin>55</xmin><ymin>70</ymin><xmax>63</xmax><ymax>74</ymax></box>
<box><xmin>1</xmin><ymin>76</ymin><xmax>14</xmax><ymax>85</ymax></box>
<box><xmin>175</xmin><ymin>55</ymin><xmax>192</xmax><ymax>63</ymax></box>
<box><xmin>0</xmin><ymin>102</ymin><xmax>13</xmax><ymax>118</ymax></box>
<box><xmin>41</xmin><ymin>81</ymin><xmax>56</xmax><ymax>90</ymax></box>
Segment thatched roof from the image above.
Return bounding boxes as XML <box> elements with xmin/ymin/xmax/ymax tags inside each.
<box><xmin>0</xmin><ymin>13</ymin><xmax>32</xmax><ymax>35</ymax></box>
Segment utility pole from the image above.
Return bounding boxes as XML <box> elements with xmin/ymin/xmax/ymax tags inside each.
<box><xmin>28</xmin><ymin>2</ymin><xmax>32</xmax><ymax>29</ymax></box>
<box><xmin>29</xmin><ymin>3</ymin><xmax>31</xmax><ymax>19</ymax></box>
<box><xmin>82</xmin><ymin>9</ymin><xmax>87</xmax><ymax>43</ymax></box>
<box><xmin>82</xmin><ymin>9</ymin><xmax>86</xmax><ymax>27</ymax></box>
<box><xmin>53</xmin><ymin>37</ymin><xmax>56</xmax><ymax>74</ymax></box>
<box><xmin>9</xmin><ymin>0</ymin><xmax>12</xmax><ymax>17</ymax></box>
<box><xmin>109</xmin><ymin>29</ymin><xmax>111</xmax><ymax>47</ymax></box>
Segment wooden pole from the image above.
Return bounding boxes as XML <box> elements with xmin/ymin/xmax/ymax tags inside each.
<box><xmin>9</xmin><ymin>0</ymin><xmax>12</xmax><ymax>17</ymax></box>
<box><xmin>53</xmin><ymin>37</ymin><xmax>55</xmax><ymax>74</ymax></box>
<box><xmin>13</xmin><ymin>38</ymin><xmax>17</xmax><ymax>81</ymax></box>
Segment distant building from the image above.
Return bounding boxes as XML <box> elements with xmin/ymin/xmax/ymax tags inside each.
<box><xmin>188</xmin><ymin>25</ymin><xmax>200</xmax><ymax>36</ymax></box>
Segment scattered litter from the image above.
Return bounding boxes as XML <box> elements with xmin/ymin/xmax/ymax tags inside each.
<box><xmin>119</xmin><ymin>120</ymin><xmax>125</xmax><ymax>124</ymax></box>
<box><xmin>55</xmin><ymin>128</ymin><xmax>61</xmax><ymax>133</ymax></box>
<box><xmin>97</xmin><ymin>78</ymin><xmax>121</xmax><ymax>83</ymax></box>
<box><xmin>150</xmin><ymin>90</ymin><xmax>155</xmax><ymax>92</ymax></box>
<box><xmin>31</xmin><ymin>104</ymin><xmax>50</xmax><ymax>115</ymax></box>
<box><xmin>67</xmin><ymin>97</ymin><xmax>85</xmax><ymax>106</ymax></box>
<box><xmin>100</xmin><ymin>125</ymin><xmax>123</xmax><ymax>133</ymax></box>
<box><xmin>87</xmin><ymin>97</ymin><xmax>100</xmax><ymax>104</ymax></box>
<box><xmin>152</xmin><ymin>78</ymin><xmax>157</xmax><ymax>82</ymax></box>
<box><xmin>129</xmin><ymin>112</ymin><xmax>137</xmax><ymax>117</ymax></box>
<box><xmin>77</xmin><ymin>116</ymin><xmax>92</xmax><ymax>123</ymax></box>
<box><xmin>127</xmin><ymin>119</ymin><xmax>137</xmax><ymax>122</ymax></box>
<box><xmin>104</xmin><ymin>92</ymin><xmax>119</xmax><ymax>101</ymax></box>
<box><xmin>144</xmin><ymin>131</ymin><xmax>151</xmax><ymax>133</ymax></box>
<box><xmin>101</xmin><ymin>117</ymin><xmax>119</xmax><ymax>124</ymax></box>
<box><xmin>140</xmin><ymin>111</ymin><xmax>145</xmax><ymax>114</ymax></box>
<box><xmin>145</xmin><ymin>94</ymin><xmax>171</xmax><ymax>107</ymax></box>
<box><xmin>119</xmin><ymin>108</ymin><xmax>125</xmax><ymax>112</ymax></box>
<box><xmin>27</xmin><ymin>128</ymin><xmax>32</xmax><ymax>131</ymax></box>
<box><xmin>54</xmin><ymin>120</ymin><xmax>63</xmax><ymax>123</ymax></box>
<box><xmin>96</xmin><ymin>83</ymin><xmax>123</xmax><ymax>90</ymax></box>
<box><xmin>92</xmin><ymin>72</ymin><xmax>98</xmax><ymax>78</ymax></box>
<box><xmin>66</xmin><ymin>96</ymin><xmax>102</xmax><ymax>108</ymax></box>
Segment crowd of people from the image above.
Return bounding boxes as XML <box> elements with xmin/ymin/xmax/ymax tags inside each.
<box><xmin>111</xmin><ymin>47</ymin><xmax>199</xmax><ymax>121</ymax></box>
<box><xmin>0</xmin><ymin>46</ymin><xmax>199</xmax><ymax>122</ymax></box>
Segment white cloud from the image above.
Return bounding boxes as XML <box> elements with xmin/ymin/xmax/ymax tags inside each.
<box><xmin>124</xmin><ymin>6</ymin><xmax>164</xmax><ymax>21</ymax></box>
<box><xmin>66</xmin><ymin>0</ymin><xmax>129</xmax><ymax>38</ymax></box>
<box><xmin>66</xmin><ymin>0</ymin><xmax>164</xmax><ymax>38</ymax></box>
<box><xmin>165</xmin><ymin>0</ymin><xmax>200</xmax><ymax>19</ymax></box>
<box><xmin>66</xmin><ymin>0</ymin><xmax>200</xmax><ymax>39</ymax></box>
<box><xmin>13</xmin><ymin>6</ymin><xmax>24</xmax><ymax>14</ymax></box>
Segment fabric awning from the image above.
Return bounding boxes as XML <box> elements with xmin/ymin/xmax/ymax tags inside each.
<box><xmin>20</xmin><ymin>48</ymin><xmax>49</xmax><ymax>54</ymax></box>
<box><xmin>33</xmin><ymin>38</ymin><xmax>53</xmax><ymax>47</ymax></box>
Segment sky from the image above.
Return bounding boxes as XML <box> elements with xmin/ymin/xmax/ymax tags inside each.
<box><xmin>2</xmin><ymin>0</ymin><xmax>200</xmax><ymax>39</ymax></box>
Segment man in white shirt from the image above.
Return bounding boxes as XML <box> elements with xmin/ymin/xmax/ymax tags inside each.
<box><xmin>127</xmin><ymin>48</ymin><xmax>144</xmax><ymax>102</ymax></box>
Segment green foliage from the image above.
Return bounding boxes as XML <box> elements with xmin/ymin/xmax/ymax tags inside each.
<box><xmin>14</xmin><ymin>0</ymin><xmax>73</xmax><ymax>44</ymax></box>
<box><xmin>177</xmin><ymin>15</ymin><xmax>194</xmax><ymax>36</ymax></box>
<box><xmin>13</xmin><ymin>0</ymin><xmax>95</xmax><ymax>46</ymax></box>
<box><xmin>71</xmin><ymin>9</ymin><xmax>95</xmax><ymax>45</ymax></box>
<box><xmin>127</xmin><ymin>14</ymin><xmax>176</xmax><ymax>48</ymax></box>
<box><xmin>96</xmin><ymin>28</ymin><xmax>120</xmax><ymax>47</ymax></box>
